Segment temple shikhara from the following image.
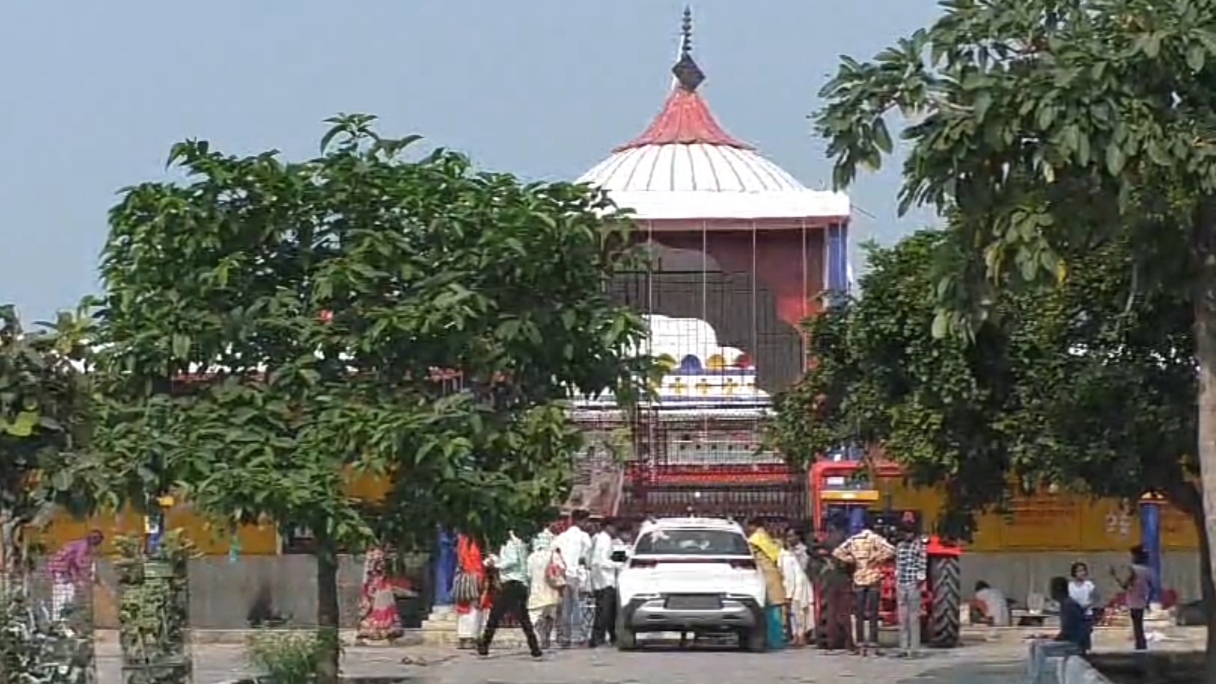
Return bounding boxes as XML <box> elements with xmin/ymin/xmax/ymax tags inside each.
<box><xmin>565</xmin><ymin>8</ymin><xmax>851</xmax><ymax>522</ymax></box>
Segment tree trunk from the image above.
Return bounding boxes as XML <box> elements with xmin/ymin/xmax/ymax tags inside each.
<box><xmin>1193</xmin><ymin>223</ymin><xmax>1216</xmax><ymax>684</ymax></box>
<box><xmin>1195</xmin><ymin>509</ymin><xmax>1216</xmax><ymax>683</ymax></box>
<box><xmin>315</xmin><ymin>539</ymin><xmax>341</xmax><ymax>684</ymax></box>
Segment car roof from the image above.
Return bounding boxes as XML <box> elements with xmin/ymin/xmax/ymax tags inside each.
<box><xmin>639</xmin><ymin>517</ymin><xmax>745</xmax><ymax>533</ymax></box>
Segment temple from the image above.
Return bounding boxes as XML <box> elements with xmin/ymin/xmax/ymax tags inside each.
<box><xmin>569</xmin><ymin>7</ymin><xmax>850</xmax><ymax>522</ymax></box>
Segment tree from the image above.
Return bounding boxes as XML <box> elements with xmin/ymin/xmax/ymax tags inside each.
<box><xmin>813</xmin><ymin>0</ymin><xmax>1216</xmax><ymax>672</ymax></box>
<box><xmin>775</xmin><ymin>230</ymin><xmax>1197</xmax><ymax>530</ymax></box>
<box><xmin>0</xmin><ymin>305</ymin><xmax>93</xmax><ymax>579</ymax></box>
<box><xmin>82</xmin><ymin>114</ymin><xmax>652</xmax><ymax>684</ymax></box>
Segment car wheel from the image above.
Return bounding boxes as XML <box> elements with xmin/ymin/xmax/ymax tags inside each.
<box><xmin>739</xmin><ymin>627</ymin><xmax>766</xmax><ymax>652</ymax></box>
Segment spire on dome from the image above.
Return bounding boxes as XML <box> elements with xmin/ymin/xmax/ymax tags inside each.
<box><xmin>613</xmin><ymin>7</ymin><xmax>754</xmax><ymax>152</ymax></box>
<box><xmin>671</xmin><ymin>6</ymin><xmax>704</xmax><ymax>92</ymax></box>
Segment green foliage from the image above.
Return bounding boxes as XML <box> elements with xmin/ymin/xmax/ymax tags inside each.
<box><xmin>814</xmin><ymin>0</ymin><xmax>1216</xmax><ymax>335</ymax></box>
<box><xmin>0</xmin><ymin>305</ymin><xmax>95</xmax><ymax>571</ymax></box>
<box><xmin>245</xmin><ymin>631</ymin><xmax>327</xmax><ymax>684</ymax></box>
<box><xmin>75</xmin><ymin>113</ymin><xmax>651</xmax><ymax>682</ymax></box>
<box><xmin>772</xmin><ymin>230</ymin><xmax>1198</xmax><ymax>536</ymax></box>
<box><xmin>0</xmin><ymin>588</ymin><xmax>93</xmax><ymax>684</ymax></box>
<box><xmin>115</xmin><ymin>531</ymin><xmax>194</xmax><ymax>684</ymax></box>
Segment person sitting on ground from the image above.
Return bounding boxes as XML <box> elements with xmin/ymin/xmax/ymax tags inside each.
<box><xmin>972</xmin><ymin>580</ymin><xmax>1012</xmax><ymax>627</ymax></box>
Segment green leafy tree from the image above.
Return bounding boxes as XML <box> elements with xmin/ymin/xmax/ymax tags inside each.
<box><xmin>83</xmin><ymin>114</ymin><xmax>652</xmax><ymax>684</ymax></box>
<box><xmin>0</xmin><ymin>305</ymin><xmax>93</xmax><ymax>579</ymax></box>
<box><xmin>813</xmin><ymin>0</ymin><xmax>1216</xmax><ymax>670</ymax></box>
<box><xmin>776</xmin><ymin>230</ymin><xmax>1196</xmax><ymax>530</ymax></box>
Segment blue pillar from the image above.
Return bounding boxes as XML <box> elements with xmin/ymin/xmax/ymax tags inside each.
<box><xmin>1139</xmin><ymin>494</ymin><xmax>1164</xmax><ymax>604</ymax></box>
<box><xmin>826</xmin><ymin>224</ymin><xmax>849</xmax><ymax>295</ymax></box>
<box><xmin>433</xmin><ymin>527</ymin><xmax>457</xmax><ymax>608</ymax></box>
<box><xmin>848</xmin><ymin>506</ymin><xmax>867</xmax><ymax>536</ymax></box>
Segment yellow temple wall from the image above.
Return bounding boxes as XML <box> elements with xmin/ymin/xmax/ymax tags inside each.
<box><xmin>35</xmin><ymin>471</ymin><xmax>390</xmax><ymax>555</ymax></box>
<box><xmin>878</xmin><ymin>477</ymin><xmax>1199</xmax><ymax>551</ymax></box>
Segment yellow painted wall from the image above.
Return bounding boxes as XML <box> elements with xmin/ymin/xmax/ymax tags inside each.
<box><xmin>36</xmin><ymin>470</ymin><xmax>388</xmax><ymax>555</ymax></box>
<box><xmin>877</xmin><ymin>477</ymin><xmax>1199</xmax><ymax>552</ymax></box>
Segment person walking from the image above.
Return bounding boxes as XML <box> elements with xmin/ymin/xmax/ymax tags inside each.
<box><xmin>588</xmin><ymin>518</ymin><xmax>620</xmax><ymax>648</ymax></box>
<box><xmin>453</xmin><ymin>534</ymin><xmax>489</xmax><ymax>649</ymax></box>
<box><xmin>478</xmin><ymin>531</ymin><xmax>543</xmax><ymax>658</ymax></box>
<box><xmin>893</xmin><ymin>523</ymin><xmax>927</xmax><ymax>658</ymax></box>
<box><xmin>552</xmin><ymin>509</ymin><xmax>592</xmax><ymax>647</ymax></box>
<box><xmin>47</xmin><ymin>530</ymin><xmax>103</xmax><ymax>623</ymax></box>
<box><xmin>833</xmin><ymin>522</ymin><xmax>895</xmax><ymax>652</ymax></box>
<box><xmin>526</xmin><ymin>532</ymin><xmax>562</xmax><ymax>649</ymax></box>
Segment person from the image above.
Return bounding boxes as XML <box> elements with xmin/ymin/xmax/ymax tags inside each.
<box><xmin>833</xmin><ymin>522</ymin><xmax>895</xmax><ymax>651</ymax></box>
<box><xmin>779</xmin><ymin>533</ymin><xmax>814</xmax><ymax>647</ymax></box>
<box><xmin>814</xmin><ymin>524</ymin><xmax>854</xmax><ymax>652</ymax></box>
<box><xmin>1111</xmin><ymin>545</ymin><xmax>1152</xmax><ymax>651</ymax></box>
<box><xmin>588</xmin><ymin>518</ymin><xmax>620</xmax><ymax>648</ymax></box>
<box><xmin>1068</xmin><ymin>561</ymin><xmax>1100</xmax><ymax>631</ymax></box>
<box><xmin>48</xmin><ymin>530</ymin><xmax>103</xmax><ymax>623</ymax></box>
<box><xmin>454</xmin><ymin>534</ymin><xmax>489</xmax><ymax>649</ymax></box>
<box><xmin>552</xmin><ymin>509</ymin><xmax>593</xmax><ymax>647</ymax></box>
<box><xmin>973</xmin><ymin>580</ymin><xmax>1012</xmax><ymax>627</ymax></box>
<box><xmin>746</xmin><ymin>517</ymin><xmax>787</xmax><ymax>650</ymax></box>
<box><xmin>893</xmin><ymin>523</ymin><xmax>927</xmax><ymax>657</ymax></box>
<box><xmin>785</xmin><ymin>528</ymin><xmax>810</xmax><ymax>573</ymax></box>
<box><xmin>356</xmin><ymin>547</ymin><xmax>404</xmax><ymax>643</ymax></box>
<box><xmin>526</xmin><ymin>531</ymin><xmax>562</xmax><ymax>649</ymax></box>
<box><xmin>1026</xmin><ymin>576</ymin><xmax>1092</xmax><ymax>684</ymax></box>
<box><xmin>479</xmin><ymin>530</ymin><xmax>543</xmax><ymax>658</ymax></box>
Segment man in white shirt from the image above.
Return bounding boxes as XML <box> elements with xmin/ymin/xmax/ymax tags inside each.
<box><xmin>552</xmin><ymin>509</ymin><xmax>592</xmax><ymax>647</ymax></box>
<box><xmin>588</xmin><ymin>518</ymin><xmax>620</xmax><ymax>648</ymax></box>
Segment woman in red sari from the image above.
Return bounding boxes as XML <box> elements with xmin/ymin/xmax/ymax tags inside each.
<box><xmin>454</xmin><ymin>534</ymin><xmax>491</xmax><ymax>649</ymax></box>
<box><xmin>356</xmin><ymin>548</ymin><xmax>403</xmax><ymax>643</ymax></box>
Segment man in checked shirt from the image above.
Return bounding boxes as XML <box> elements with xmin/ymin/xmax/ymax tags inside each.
<box><xmin>893</xmin><ymin>522</ymin><xmax>928</xmax><ymax>658</ymax></box>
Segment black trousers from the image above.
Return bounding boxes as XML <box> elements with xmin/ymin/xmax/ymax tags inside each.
<box><xmin>1130</xmin><ymin>608</ymin><xmax>1147</xmax><ymax>650</ymax></box>
<box><xmin>480</xmin><ymin>580</ymin><xmax>541</xmax><ymax>655</ymax></box>
<box><xmin>853</xmin><ymin>584</ymin><xmax>881</xmax><ymax>646</ymax></box>
<box><xmin>590</xmin><ymin>586</ymin><xmax>618</xmax><ymax>646</ymax></box>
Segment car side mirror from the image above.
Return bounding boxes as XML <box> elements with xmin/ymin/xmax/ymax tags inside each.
<box><xmin>610</xmin><ymin>550</ymin><xmax>628</xmax><ymax>563</ymax></box>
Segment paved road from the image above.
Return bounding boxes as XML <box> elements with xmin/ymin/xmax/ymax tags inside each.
<box><xmin>97</xmin><ymin>642</ymin><xmax>1027</xmax><ymax>684</ymax></box>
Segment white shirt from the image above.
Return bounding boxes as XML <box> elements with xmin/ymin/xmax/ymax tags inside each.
<box><xmin>975</xmin><ymin>587</ymin><xmax>1011</xmax><ymax>626</ymax></box>
<box><xmin>589</xmin><ymin>531</ymin><xmax>618</xmax><ymax>591</ymax></box>
<box><xmin>553</xmin><ymin>524</ymin><xmax>592</xmax><ymax>584</ymax></box>
<box><xmin>1068</xmin><ymin>579</ymin><xmax>1097</xmax><ymax>608</ymax></box>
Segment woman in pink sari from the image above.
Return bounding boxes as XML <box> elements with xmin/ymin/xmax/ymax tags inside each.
<box><xmin>357</xmin><ymin>548</ymin><xmax>403</xmax><ymax>643</ymax></box>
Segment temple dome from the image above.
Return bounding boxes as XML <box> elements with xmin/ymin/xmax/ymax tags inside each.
<box><xmin>577</xmin><ymin>15</ymin><xmax>849</xmax><ymax>223</ymax></box>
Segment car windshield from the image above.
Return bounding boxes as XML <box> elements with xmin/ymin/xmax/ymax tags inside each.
<box><xmin>633</xmin><ymin>528</ymin><xmax>751</xmax><ymax>556</ymax></box>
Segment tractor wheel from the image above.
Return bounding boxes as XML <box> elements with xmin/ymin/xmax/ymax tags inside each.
<box><xmin>927</xmin><ymin>554</ymin><xmax>961</xmax><ymax>648</ymax></box>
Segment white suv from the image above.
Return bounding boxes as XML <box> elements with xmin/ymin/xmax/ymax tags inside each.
<box><xmin>613</xmin><ymin>517</ymin><xmax>767</xmax><ymax>651</ymax></box>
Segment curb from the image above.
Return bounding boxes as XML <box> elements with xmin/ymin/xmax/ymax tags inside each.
<box><xmin>1059</xmin><ymin>655</ymin><xmax>1112</xmax><ymax>684</ymax></box>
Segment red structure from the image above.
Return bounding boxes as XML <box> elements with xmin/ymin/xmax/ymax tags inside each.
<box><xmin>575</xmin><ymin>9</ymin><xmax>851</xmax><ymax>523</ymax></box>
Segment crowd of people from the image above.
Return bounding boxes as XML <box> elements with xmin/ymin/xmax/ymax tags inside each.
<box><xmin>349</xmin><ymin>512</ymin><xmax>1158</xmax><ymax>663</ymax></box>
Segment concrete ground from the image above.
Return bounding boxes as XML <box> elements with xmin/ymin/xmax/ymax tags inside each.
<box><xmin>97</xmin><ymin>641</ymin><xmax>1028</xmax><ymax>684</ymax></box>
<box><xmin>92</xmin><ymin>625</ymin><xmax>1208</xmax><ymax>684</ymax></box>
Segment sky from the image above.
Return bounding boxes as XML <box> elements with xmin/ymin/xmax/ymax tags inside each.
<box><xmin>0</xmin><ymin>0</ymin><xmax>944</xmax><ymax>321</ymax></box>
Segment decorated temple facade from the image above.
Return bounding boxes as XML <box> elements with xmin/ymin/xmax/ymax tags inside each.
<box><xmin>570</xmin><ymin>9</ymin><xmax>850</xmax><ymax>522</ymax></box>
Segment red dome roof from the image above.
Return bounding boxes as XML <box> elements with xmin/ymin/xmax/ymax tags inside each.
<box><xmin>614</xmin><ymin>87</ymin><xmax>753</xmax><ymax>152</ymax></box>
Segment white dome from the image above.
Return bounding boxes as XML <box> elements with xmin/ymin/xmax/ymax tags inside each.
<box><xmin>577</xmin><ymin>83</ymin><xmax>849</xmax><ymax>221</ymax></box>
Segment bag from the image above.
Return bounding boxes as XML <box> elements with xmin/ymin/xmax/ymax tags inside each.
<box><xmin>545</xmin><ymin>551</ymin><xmax>567</xmax><ymax>589</ymax></box>
<box><xmin>452</xmin><ymin>569</ymin><xmax>484</xmax><ymax>604</ymax></box>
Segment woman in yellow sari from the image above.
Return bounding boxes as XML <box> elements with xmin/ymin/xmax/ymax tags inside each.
<box><xmin>746</xmin><ymin>517</ymin><xmax>787</xmax><ymax>650</ymax></box>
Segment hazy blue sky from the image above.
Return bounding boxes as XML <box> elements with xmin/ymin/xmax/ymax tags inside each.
<box><xmin>0</xmin><ymin>0</ymin><xmax>942</xmax><ymax>320</ymax></box>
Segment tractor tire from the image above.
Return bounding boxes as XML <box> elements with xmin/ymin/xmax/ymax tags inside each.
<box><xmin>927</xmin><ymin>554</ymin><xmax>961</xmax><ymax>648</ymax></box>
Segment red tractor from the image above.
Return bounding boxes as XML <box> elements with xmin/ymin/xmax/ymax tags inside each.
<box><xmin>809</xmin><ymin>460</ymin><xmax>962</xmax><ymax>648</ymax></box>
